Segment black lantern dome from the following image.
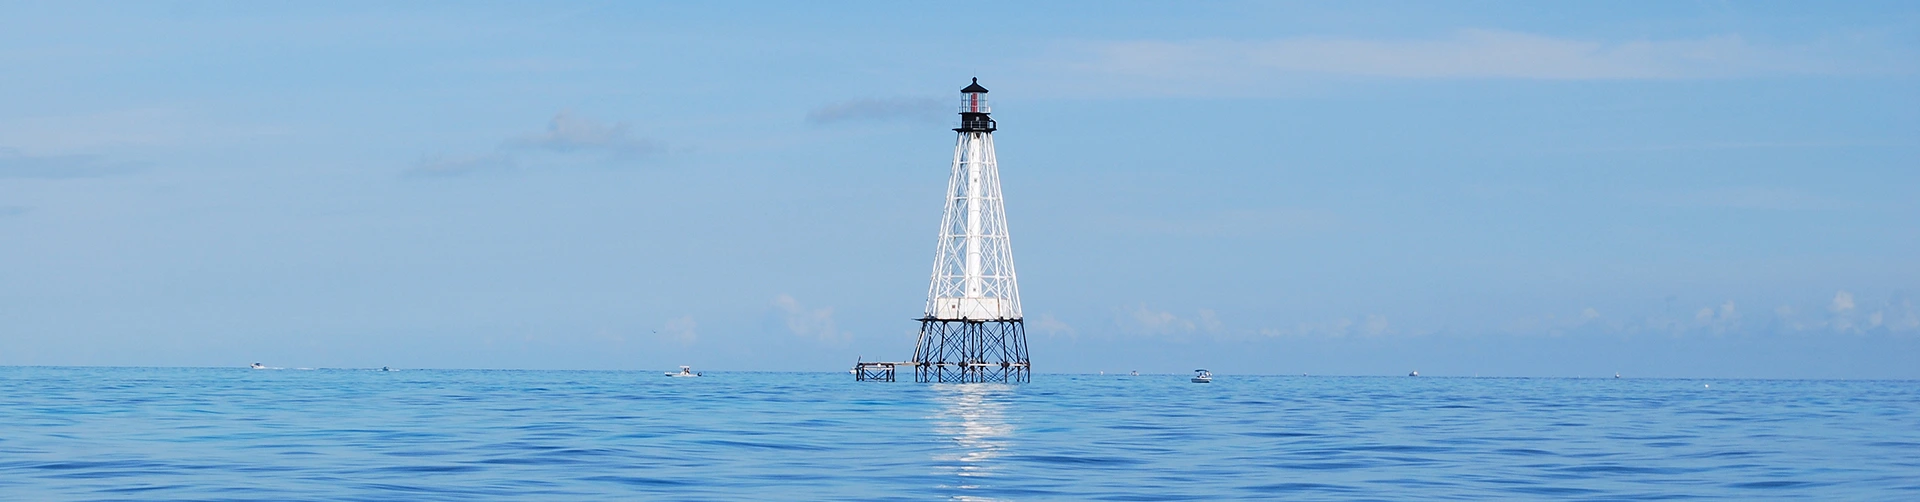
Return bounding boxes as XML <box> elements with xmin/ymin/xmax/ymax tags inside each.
<box><xmin>960</xmin><ymin>77</ymin><xmax>989</xmax><ymax>94</ymax></box>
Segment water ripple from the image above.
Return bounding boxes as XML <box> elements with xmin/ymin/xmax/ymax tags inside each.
<box><xmin>1</xmin><ymin>368</ymin><xmax>1916</xmax><ymax>499</ymax></box>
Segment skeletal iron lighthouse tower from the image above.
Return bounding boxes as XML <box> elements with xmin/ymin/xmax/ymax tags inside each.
<box><xmin>912</xmin><ymin>78</ymin><xmax>1030</xmax><ymax>383</ymax></box>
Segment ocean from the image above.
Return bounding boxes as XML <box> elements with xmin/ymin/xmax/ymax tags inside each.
<box><xmin>2</xmin><ymin>367</ymin><xmax>1916</xmax><ymax>500</ymax></box>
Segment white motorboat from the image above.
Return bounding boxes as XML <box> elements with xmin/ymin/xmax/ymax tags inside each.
<box><xmin>665</xmin><ymin>365</ymin><xmax>702</xmax><ymax>377</ymax></box>
<box><xmin>1191</xmin><ymin>369</ymin><xmax>1212</xmax><ymax>383</ymax></box>
<box><xmin>250</xmin><ymin>362</ymin><xmax>266</xmax><ymax>370</ymax></box>
<box><xmin>1409</xmin><ymin>370</ymin><xmax>1419</xmax><ymax>377</ymax></box>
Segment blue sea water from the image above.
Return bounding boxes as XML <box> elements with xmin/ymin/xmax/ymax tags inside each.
<box><xmin>2</xmin><ymin>367</ymin><xmax>1917</xmax><ymax>500</ymax></box>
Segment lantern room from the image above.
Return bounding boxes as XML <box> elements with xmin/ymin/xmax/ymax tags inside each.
<box><xmin>955</xmin><ymin>77</ymin><xmax>997</xmax><ymax>132</ymax></box>
<box><xmin>960</xmin><ymin>77</ymin><xmax>990</xmax><ymax>113</ymax></box>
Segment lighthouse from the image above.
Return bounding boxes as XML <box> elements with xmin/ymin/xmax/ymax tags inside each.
<box><xmin>851</xmin><ymin>78</ymin><xmax>1030</xmax><ymax>384</ymax></box>
<box><xmin>913</xmin><ymin>78</ymin><xmax>1030</xmax><ymax>383</ymax></box>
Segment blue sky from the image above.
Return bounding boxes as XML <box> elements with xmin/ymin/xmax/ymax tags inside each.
<box><xmin>2</xmin><ymin>1</ymin><xmax>1916</xmax><ymax>378</ymax></box>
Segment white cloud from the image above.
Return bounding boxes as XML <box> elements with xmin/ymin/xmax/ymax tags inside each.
<box><xmin>1122</xmin><ymin>304</ymin><xmax>1197</xmax><ymax>335</ymax></box>
<box><xmin>774</xmin><ymin>294</ymin><xmax>850</xmax><ymax>344</ymax></box>
<box><xmin>1893</xmin><ymin>298</ymin><xmax>1920</xmax><ymax>333</ymax></box>
<box><xmin>1198</xmin><ymin>309</ymin><xmax>1223</xmax><ymax>333</ymax></box>
<box><xmin>661</xmin><ymin>315</ymin><xmax>697</xmax><ymax>345</ymax></box>
<box><xmin>1031</xmin><ymin>313</ymin><xmax>1076</xmax><ymax>338</ymax></box>
<box><xmin>1257</xmin><ymin>314</ymin><xmax>1400</xmax><ymax>338</ymax></box>
<box><xmin>1540</xmin><ymin>295</ymin><xmax>1916</xmax><ymax>338</ymax></box>
<box><xmin>1830</xmin><ymin>291</ymin><xmax>1859</xmax><ymax>332</ymax></box>
<box><xmin>1686</xmin><ymin>300</ymin><xmax>1741</xmax><ymax>335</ymax></box>
<box><xmin>1360</xmin><ymin>315</ymin><xmax>1390</xmax><ymax>337</ymax></box>
<box><xmin>1113</xmin><ymin>305</ymin><xmax>1234</xmax><ymax>337</ymax></box>
<box><xmin>1173</xmin><ymin>293</ymin><xmax>1911</xmax><ymax>341</ymax></box>
<box><xmin>1889</xmin><ymin>296</ymin><xmax>1920</xmax><ymax>332</ymax></box>
<box><xmin>1842</xmin><ymin>294</ymin><xmax>1920</xmax><ymax>334</ymax></box>
<box><xmin>806</xmin><ymin>97</ymin><xmax>944</xmax><ymax>124</ymax></box>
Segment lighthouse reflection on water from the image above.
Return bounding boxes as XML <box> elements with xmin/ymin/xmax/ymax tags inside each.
<box><xmin>932</xmin><ymin>383</ymin><xmax>1015</xmax><ymax>500</ymax></box>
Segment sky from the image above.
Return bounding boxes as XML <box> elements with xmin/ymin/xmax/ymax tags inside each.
<box><xmin>1</xmin><ymin>1</ymin><xmax>1916</xmax><ymax>378</ymax></box>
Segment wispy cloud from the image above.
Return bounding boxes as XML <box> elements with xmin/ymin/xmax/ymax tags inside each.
<box><xmin>774</xmin><ymin>294</ymin><xmax>850</xmax><ymax>344</ymax></box>
<box><xmin>506</xmin><ymin>111</ymin><xmax>660</xmax><ymax>157</ymax></box>
<box><xmin>408</xmin><ymin>153</ymin><xmax>517</xmax><ymax>177</ymax></box>
<box><xmin>0</xmin><ymin>148</ymin><xmax>143</xmax><ymax>179</ymax></box>
<box><xmin>1126</xmin><ymin>207</ymin><xmax>1339</xmax><ymax>237</ymax></box>
<box><xmin>806</xmin><ymin>97</ymin><xmax>945</xmax><ymax>124</ymax></box>
<box><xmin>1039</xmin><ymin>30</ymin><xmax>1905</xmax><ymax>96</ymax></box>
<box><xmin>0</xmin><ymin>107</ymin><xmax>289</xmax><ymax>151</ymax></box>
<box><xmin>406</xmin><ymin>111</ymin><xmax>661</xmax><ymax>177</ymax></box>
<box><xmin>1635</xmin><ymin>186</ymin><xmax>1858</xmax><ymax>211</ymax></box>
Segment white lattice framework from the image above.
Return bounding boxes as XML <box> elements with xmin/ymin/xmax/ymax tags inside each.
<box><xmin>924</xmin><ymin>115</ymin><xmax>1022</xmax><ymax>321</ymax></box>
<box><xmin>873</xmin><ymin>78</ymin><xmax>1031</xmax><ymax>384</ymax></box>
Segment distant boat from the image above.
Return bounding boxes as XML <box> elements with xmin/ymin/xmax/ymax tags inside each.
<box><xmin>1615</xmin><ymin>372</ymin><xmax>1621</xmax><ymax>379</ymax></box>
<box><xmin>1191</xmin><ymin>369</ymin><xmax>1212</xmax><ymax>383</ymax></box>
<box><xmin>1409</xmin><ymin>370</ymin><xmax>1419</xmax><ymax>377</ymax></box>
<box><xmin>250</xmin><ymin>363</ymin><xmax>266</xmax><ymax>370</ymax></box>
<box><xmin>1130</xmin><ymin>370</ymin><xmax>1139</xmax><ymax>376</ymax></box>
<box><xmin>666</xmin><ymin>365</ymin><xmax>702</xmax><ymax>378</ymax></box>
